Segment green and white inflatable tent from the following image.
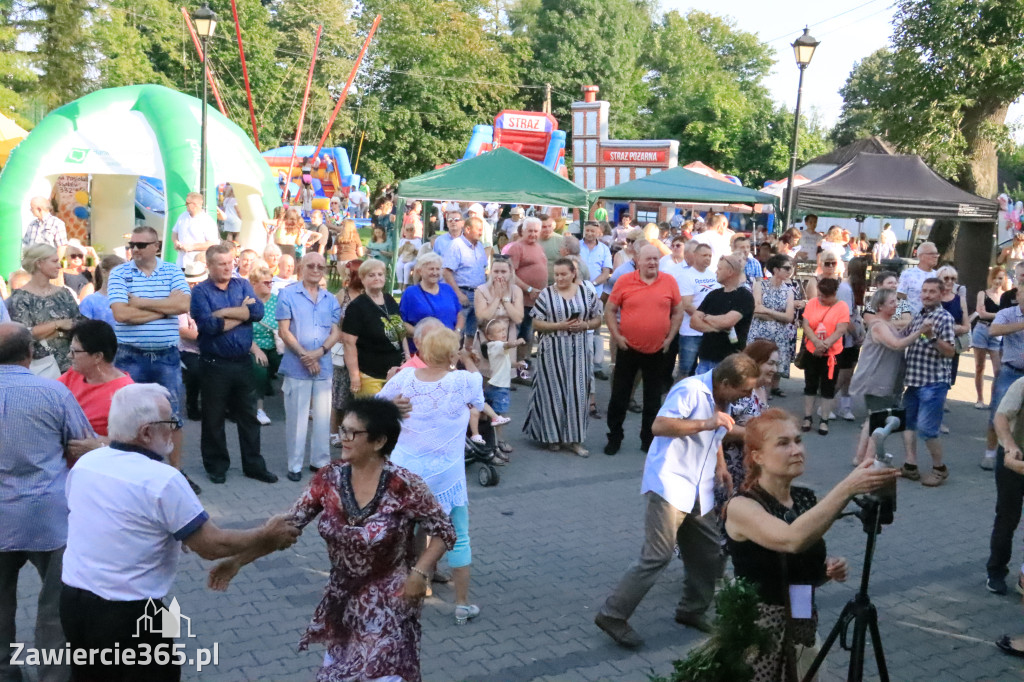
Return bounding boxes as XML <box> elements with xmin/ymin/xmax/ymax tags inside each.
<box><xmin>0</xmin><ymin>84</ymin><xmax>280</xmax><ymax>278</ymax></box>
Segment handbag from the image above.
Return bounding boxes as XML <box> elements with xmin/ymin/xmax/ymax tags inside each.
<box><xmin>954</xmin><ymin>331</ymin><xmax>972</xmax><ymax>354</ymax></box>
<box><xmin>793</xmin><ymin>344</ymin><xmax>810</xmax><ymax>371</ymax></box>
<box><xmin>29</xmin><ymin>353</ymin><xmax>60</xmax><ymax>379</ymax></box>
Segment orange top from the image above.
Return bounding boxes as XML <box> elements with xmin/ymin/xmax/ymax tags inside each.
<box><xmin>803</xmin><ymin>298</ymin><xmax>850</xmax><ymax>357</ymax></box>
<box><xmin>609</xmin><ymin>271</ymin><xmax>682</xmax><ymax>354</ymax></box>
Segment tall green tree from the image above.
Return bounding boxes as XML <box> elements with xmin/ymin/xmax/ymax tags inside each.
<box><xmin>354</xmin><ymin>0</ymin><xmax>524</xmax><ymax>184</ymax></box>
<box><xmin>830</xmin><ymin>48</ymin><xmax>894</xmax><ymax>147</ymax></box>
<box><xmin>643</xmin><ymin>10</ymin><xmax>827</xmax><ymax>187</ymax></box>
<box><xmin>0</xmin><ymin>0</ymin><xmax>36</xmax><ymax>126</ymax></box>
<box><xmin>29</xmin><ymin>0</ymin><xmax>92</xmax><ymax>109</ymax></box>
<box><xmin>521</xmin><ymin>0</ymin><xmax>653</xmax><ymax>139</ymax></box>
<box><xmin>834</xmin><ymin>0</ymin><xmax>1024</xmax><ymax>293</ymax></box>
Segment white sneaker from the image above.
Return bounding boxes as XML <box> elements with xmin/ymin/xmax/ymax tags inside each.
<box><xmin>839</xmin><ymin>409</ymin><xmax>856</xmax><ymax>421</ymax></box>
<box><xmin>818</xmin><ymin>409</ymin><xmax>837</xmax><ymax>420</ymax></box>
<box><xmin>256</xmin><ymin>409</ymin><xmax>271</xmax><ymax>426</ymax></box>
<box><xmin>980</xmin><ymin>455</ymin><xmax>996</xmax><ymax>471</ymax></box>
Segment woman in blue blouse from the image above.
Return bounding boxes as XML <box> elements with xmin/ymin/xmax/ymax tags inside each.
<box><xmin>399</xmin><ymin>253</ymin><xmax>464</xmax><ymax>343</ymax></box>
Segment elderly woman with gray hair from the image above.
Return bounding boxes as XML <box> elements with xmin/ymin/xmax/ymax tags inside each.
<box><xmin>849</xmin><ymin>287</ymin><xmax>926</xmax><ymax>463</ymax></box>
<box><xmin>399</xmin><ymin>252</ymin><xmax>464</xmax><ymax>339</ymax></box>
<box><xmin>6</xmin><ymin>243</ymin><xmax>81</xmax><ymax>377</ymax></box>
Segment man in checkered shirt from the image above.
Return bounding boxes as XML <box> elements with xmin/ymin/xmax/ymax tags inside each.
<box><xmin>900</xmin><ymin>277</ymin><xmax>956</xmax><ymax>487</ymax></box>
<box><xmin>22</xmin><ymin>196</ymin><xmax>68</xmax><ymax>258</ymax></box>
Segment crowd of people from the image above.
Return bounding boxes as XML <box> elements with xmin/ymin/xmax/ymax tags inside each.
<box><xmin>3</xmin><ymin>191</ymin><xmax>1024</xmax><ymax>680</ymax></box>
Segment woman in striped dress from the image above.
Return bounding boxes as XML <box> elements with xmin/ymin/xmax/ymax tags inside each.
<box><xmin>523</xmin><ymin>258</ymin><xmax>603</xmax><ymax>457</ymax></box>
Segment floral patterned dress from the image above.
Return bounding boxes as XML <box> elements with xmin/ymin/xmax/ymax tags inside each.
<box><xmin>715</xmin><ymin>390</ymin><xmax>768</xmax><ymax>512</ymax></box>
<box><xmin>748</xmin><ymin>281</ymin><xmax>795</xmax><ymax>378</ymax></box>
<box><xmin>6</xmin><ymin>287</ymin><xmax>81</xmax><ymax>373</ymax></box>
<box><xmin>290</xmin><ymin>461</ymin><xmax>456</xmax><ymax>682</ymax></box>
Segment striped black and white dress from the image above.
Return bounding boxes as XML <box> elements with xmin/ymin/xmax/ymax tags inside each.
<box><xmin>523</xmin><ymin>281</ymin><xmax>602</xmax><ymax>444</ymax></box>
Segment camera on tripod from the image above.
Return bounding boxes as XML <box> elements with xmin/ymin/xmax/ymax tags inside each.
<box><xmin>801</xmin><ymin>407</ymin><xmax>905</xmax><ymax>682</ymax></box>
<box><xmin>855</xmin><ymin>408</ymin><xmax>905</xmax><ymax>531</ymax></box>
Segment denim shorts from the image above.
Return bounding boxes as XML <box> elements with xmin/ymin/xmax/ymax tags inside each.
<box><xmin>484</xmin><ymin>384</ymin><xmax>510</xmax><ymax>414</ymax></box>
<box><xmin>114</xmin><ymin>345</ymin><xmax>184</xmax><ymax>423</ymax></box>
<box><xmin>903</xmin><ymin>382</ymin><xmax>949</xmax><ymax>440</ymax></box>
<box><xmin>972</xmin><ymin>323</ymin><xmax>1001</xmax><ymax>352</ymax></box>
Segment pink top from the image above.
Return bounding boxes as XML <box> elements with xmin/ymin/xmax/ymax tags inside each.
<box><xmin>57</xmin><ymin>369</ymin><xmax>135</xmax><ymax>437</ymax></box>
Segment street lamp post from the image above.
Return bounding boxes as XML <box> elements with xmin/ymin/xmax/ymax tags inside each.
<box><xmin>192</xmin><ymin>3</ymin><xmax>218</xmax><ymax>200</ymax></box>
<box><xmin>782</xmin><ymin>26</ymin><xmax>819</xmax><ymax>231</ymax></box>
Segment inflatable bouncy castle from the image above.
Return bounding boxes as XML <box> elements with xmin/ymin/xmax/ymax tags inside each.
<box><xmin>461</xmin><ymin>111</ymin><xmax>567</xmax><ymax>175</ymax></box>
<box><xmin>262</xmin><ymin>145</ymin><xmax>361</xmax><ymax>210</ymax></box>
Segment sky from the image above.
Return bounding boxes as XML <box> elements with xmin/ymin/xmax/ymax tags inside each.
<box><xmin>663</xmin><ymin>0</ymin><xmax>1024</xmax><ymax>136</ymax></box>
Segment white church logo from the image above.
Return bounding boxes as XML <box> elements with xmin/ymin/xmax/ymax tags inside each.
<box><xmin>134</xmin><ymin>597</ymin><xmax>195</xmax><ymax>638</ymax></box>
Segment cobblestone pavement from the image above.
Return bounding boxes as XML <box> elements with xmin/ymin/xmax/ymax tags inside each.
<box><xmin>14</xmin><ymin>359</ymin><xmax>1024</xmax><ymax>681</ymax></box>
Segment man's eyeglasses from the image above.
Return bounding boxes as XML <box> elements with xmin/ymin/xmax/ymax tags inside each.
<box><xmin>448</xmin><ymin>217</ymin><xmax>464</xmax><ymax>223</ymax></box>
<box><xmin>260</xmin><ymin>280</ymin><xmax>273</xmax><ymax>286</ymax></box>
<box><xmin>338</xmin><ymin>427</ymin><xmax>368</xmax><ymax>441</ymax></box>
<box><xmin>147</xmin><ymin>420</ymin><xmax>182</xmax><ymax>431</ymax></box>
<box><xmin>305</xmin><ymin>263</ymin><xmax>327</xmax><ymax>271</ymax></box>
<box><xmin>127</xmin><ymin>241</ymin><xmax>160</xmax><ymax>250</ymax></box>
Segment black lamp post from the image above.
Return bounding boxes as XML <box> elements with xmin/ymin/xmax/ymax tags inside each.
<box><xmin>192</xmin><ymin>2</ymin><xmax>217</xmax><ymax>200</ymax></box>
<box><xmin>782</xmin><ymin>26</ymin><xmax>819</xmax><ymax>231</ymax></box>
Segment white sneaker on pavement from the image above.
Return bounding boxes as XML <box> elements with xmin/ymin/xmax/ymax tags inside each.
<box><xmin>256</xmin><ymin>409</ymin><xmax>271</xmax><ymax>426</ymax></box>
<box><xmin>839</xmin><ymin>409</ymin><xmax>856</xmax><ymax>421</ymax></box>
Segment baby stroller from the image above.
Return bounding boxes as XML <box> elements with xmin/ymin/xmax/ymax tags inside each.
<box><xmin>465</xmin><ymin>418</ymin><xmax>500</xmax><ymax>487</ymax></box>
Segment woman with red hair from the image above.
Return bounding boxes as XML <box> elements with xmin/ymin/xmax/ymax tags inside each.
<box><xmin>724</xmin><ymin>409</ymin><xmax>899</xmax><ymax>680</ymax></box>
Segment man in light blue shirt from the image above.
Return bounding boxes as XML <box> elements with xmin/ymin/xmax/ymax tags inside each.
<box><xmin>442</xmin><ymin>216</ymin><xmax>488</xmax><ymax>338</ymax></box>
<box><xmin>432</xmin><ymin>210</ymin><xmax>464</xmax><ymax>261</ymax></box>
<box><xmin>0</xmin><ymin>322</ymin><xmax>92</xmax><ymax>681</ymax></box>
<box><xmin>276</xmin><ymin>253</ymin><xmax>342</xmax><ymax>481</ymax></box>
<box><xmin>596</xmin><ymin>354</ymin><xmax>759</xmax><ymax>648</ymax></box>
<box><xmin>579</xmin><ymin>221</ymin><xmax>614</xmax><ymax>380</ymax></box>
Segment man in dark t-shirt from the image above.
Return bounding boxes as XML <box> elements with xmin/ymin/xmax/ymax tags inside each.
<box><xmin>690</xmin><ymin>254</ymin><xmax>754</xmax><ymax>374</ymax></box>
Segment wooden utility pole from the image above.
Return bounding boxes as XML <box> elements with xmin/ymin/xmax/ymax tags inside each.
<box><xmin>543</xmin><ymin>83</ymin><xmax>551</xmax><ymax>114</ymax></box>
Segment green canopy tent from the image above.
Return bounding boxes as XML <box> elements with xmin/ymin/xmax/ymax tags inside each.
<box><xmin>389</xmin><ymin>146</ymin><xmax>590</xmax><ymax>289</ymax></box>
<box><xmin>396</xmin><ymin>146</ymin><xmax>590</xmax><ymax>207</ymax></box>
<box><xmin>592</xmin><ymin>165</ymin><xmax>778</xmax><ymax>206</ymax></box>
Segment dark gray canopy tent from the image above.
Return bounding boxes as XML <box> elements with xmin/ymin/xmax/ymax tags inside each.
<box><xmin>794</xmin><ymin>152</ymin><xmax>998</xmax><ymax>221</ymax></box>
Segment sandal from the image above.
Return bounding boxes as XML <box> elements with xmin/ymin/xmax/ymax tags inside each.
<box><xmin>567</xmin><ymin>443</ymin><xmax>590</xmax><ymax>458</ymax></box>
<box><xmin>818</xmin><ymin>418</ymin><xmax>830</xmax><ymax>436</ymax></box>
<box><xmin>491</xmin><ymin>415</ymin><xmax>511</xmax><ymax>426</ymax></box>
<box><xmin>547</xmin><ymin>443</ymin><xmax>562</xmax><ymax>452</ymax></box>
<box><xmin>497</xmin><ymin>440</ymin><xmax>514</xmax><ymax>454</ymax></box>
<box><xmin>801</xmin><ymin>416</ymin><xmax>813</xmax><ymax>432</ymax></box>
<box><xmin>996</xmin><ymin>635</ymin><xmax>1024</xmax><ymax>658</ymax></box>
<box><xmin>589</xmin><ymin>403</ymin><xmax>603</xmax><ymax>419</ymax></box>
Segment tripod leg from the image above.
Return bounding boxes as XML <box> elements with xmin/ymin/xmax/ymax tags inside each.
<box><xmin>867</xmin><ymin>605</ymin><xmax>889</xmax><ymax>682</ymax></box>
<box><xmin>847</xmin><ymin>604</ymin><xmax>869</xmax><ymax>682</ymax></box>
<box><xmin>802</xmin><ymin>602</ymin><xmax>854</xmax><ymax>682</ymax></box>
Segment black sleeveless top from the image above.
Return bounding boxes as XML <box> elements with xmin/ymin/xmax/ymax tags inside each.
<box><xmin>726</xmin><ymin>485</ymin><xmax>827</xmax><ymax>606</ymax></box>
<box><xmin>977</xmin><ymin>291</ymin><xmax>1002</xmax><ymax>325</ymax></box>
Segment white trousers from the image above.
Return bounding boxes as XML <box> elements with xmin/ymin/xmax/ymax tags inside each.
<box><xmin>283</xmin><ymin>376</ymin><xmax>332</xmax><ymax>474</ymax></box>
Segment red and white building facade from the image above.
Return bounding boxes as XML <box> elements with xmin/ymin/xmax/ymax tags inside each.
<box><xmin>571</xmin><ymin>86</ymin><xmax>679</xmax><ymax>222</ymax></box>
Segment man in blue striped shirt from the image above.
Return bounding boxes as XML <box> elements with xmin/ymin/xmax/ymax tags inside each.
<box><xmin>0</xmin><ymin>322</ymin><xmax>93</xmax><ymax>681</ymax></box>
<box><xmin>107</xmin><ymin>226</ymin><xmax>193</xmax><ymax>484</ymax></box>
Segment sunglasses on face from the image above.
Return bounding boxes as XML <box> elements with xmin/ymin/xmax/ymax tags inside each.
<box><xmin>778</xmin><ymin>265</ymin><xmax>793</xmax><ymax>271</ymax></box>
<box><xmin>823</xmin><ymin>261</ymin><xmax>837</xmax><ymax>266</ymax></box>
<box><xmin>305</xmin><ymin>264</ymin><xmax>326</xmax><ymax>271</ymax></box>
<box><xmin>942</xmin><ymin>276</ymin><xmax>956</xmax><ymax>281</ymax></box>
<box><xmin>127</xmin><ymin>241</ymin><xmax>160</xmax><ymax>250</ymax></box>
<box><xmin>68</xmin><ymin>254</ymin><xmax>83</xmax><ymax>260</ymax></box>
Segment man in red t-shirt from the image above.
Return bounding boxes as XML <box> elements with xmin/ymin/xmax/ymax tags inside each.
<box><xmin>604</xmin><ymin>244</ymin><xmax>684</xmax><ymax>455</ymax></box>
<box><xmin>506</xmin><ymin>217</ymin><xmax>548</xmax><ymax>363</ymax></box>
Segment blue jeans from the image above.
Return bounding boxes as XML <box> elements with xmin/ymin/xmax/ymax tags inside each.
<box><xmin>677</xmin><ymin>335</ymin><xmax>701</xmax><ymax>377</ymax></box>
<box><xmin>991</xmin><ymin>365</ymin><xmax>1024</xmax><ymax>423</ymax></box>
<box><xmin>459</xmin><ymin>288</ymin><xmax>477</xmax><ymax>338</ymax></box>
<box><xmin>695</xmin><ymin>359</ymin><xmax>719</xmax><ymax>376</ymax></box>
<box><xmin>903</xmin><ymin>382</ymin><xmax>949</xmax><ymax>440</ymax></box>
<box><xmin>115</xmin><ymin>345</ymin><xmax>183</xmax><ymax>423</ymax></box>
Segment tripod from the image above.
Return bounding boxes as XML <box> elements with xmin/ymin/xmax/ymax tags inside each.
<box><xmin>801</xmin><ymin>496</ymin><xmax>889</xmax><ymax>682</ymax></box>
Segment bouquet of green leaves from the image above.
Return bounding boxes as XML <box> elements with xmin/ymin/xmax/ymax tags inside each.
<box><xmin>650</xmin><ymin>579</ymin><xmax>774</xmax><ymax>682</ymax></box>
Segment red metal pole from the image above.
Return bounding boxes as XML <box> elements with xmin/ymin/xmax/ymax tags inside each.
<box><xmin>181</xmin><ymin>8</ymin><xmax>228</xmax><ymax>116</ymax></box>
<box><xmin>229</xmin><ymin>0</ymin><xmax>260</xmax><ymax>150</ymax></box>
<box><xmin>312</xmin><ymin>14</ymin><xmax>381</xmax><ymax>160</ymax></box>
<box><xmin>281</xmin><ymin>25</ymin><xmax>322</xmax><ymax>204</ymax></box>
